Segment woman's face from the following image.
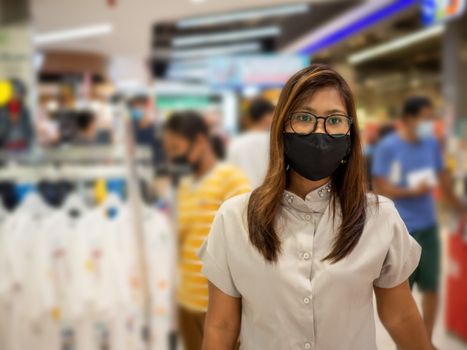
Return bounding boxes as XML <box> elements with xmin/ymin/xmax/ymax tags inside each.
<box><xmin>284</xmin><ymin>86</ymin><xmax>348</xmax><ymax>135</ymax></box>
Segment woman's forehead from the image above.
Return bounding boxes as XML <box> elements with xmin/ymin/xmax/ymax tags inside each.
<box><xmin>296</xmin><ymin>87</ymin><xmax>347</xmax><ymax>114</ymax></box>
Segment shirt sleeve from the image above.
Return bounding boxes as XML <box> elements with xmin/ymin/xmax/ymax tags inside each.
<box><xmin>197</xmin><ymin>209</ymin><xmax>240</xmax><ymax>298</ymax></box>
<box><xmin>373</xmin><ymin>204</ymin><xmax>421</xmax><ymax>288</ymax></box>
<box><xmin>372</xmin><ymin>142</ymin><xmax>393</xmax><ymax>178</ymax></box>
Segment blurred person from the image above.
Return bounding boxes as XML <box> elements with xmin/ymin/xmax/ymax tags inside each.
<box><xmin>0</xmin><ymin>79</ymin><xmax>34</xmax><ymax>151</ymax></box>
<box><xmin>36</xmin><ymin>97</ymin><xmax>61</xmax><ymax>147</ymax></box>
<box><xmin>210</xmin><ymin>133</ymin><xmax>226</xmax><ymax>160</ymax></box>
<box><xmin>227</xmin><ymin>98</ymin><xmax>274</xmax><ymax>188</ymax></box>
<box><xmin>372</xmin><ymin>96</ymin><xmax>467</xmax><ymax>340</ymax></box>
<box><xmin>365</xmin><ymin>122</ymin><xmax>396</xmax><ymax>191</ymax></box>
<box><xmin>129</xmin><ymin>95</ymin><xmax>165</xmax><ymax>167</ymax></box>
<box><xmin>378</xmin><ymin>122</ymin><xmax>396</xmax><ymax>140</ymax></box>
<box><xmin>90</xmin><ymin>97</ymin><xmax>114</xmax><ymax>144</ymax></box>
<box><xmin>73</xmin><ymin>110</ymin><xmax>98</xmax><ymax>145</ymax></box>
<box><xmin>162</xmin><ymin>111</ymin><xmax>250</xmax><ymax>350</ymax></box>
<box><xmin>129</xmin><ymin>95</ymin><xmax>155</xmax><ymax>143</ymax></box>
<box><xmin>204</xmin><ymin>108</ymin><xmax>228</xmax><ymax>160</ymax></box>
<box><xmin>200</xmin><ymin>65</ymin><xmax>434</xmax><ymax>350</ymax></box>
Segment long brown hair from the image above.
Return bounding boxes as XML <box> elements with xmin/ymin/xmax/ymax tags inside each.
<box><xmin>247</xmin><ymin>64</ymin><xmax>368</xmax><ymax>263</ymax></box>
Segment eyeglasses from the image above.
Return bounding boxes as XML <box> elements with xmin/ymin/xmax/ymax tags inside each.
<box><xmin>287</xmin><ymin>112</ymin><xmax>352</xmax><ymax>138</ymax></box>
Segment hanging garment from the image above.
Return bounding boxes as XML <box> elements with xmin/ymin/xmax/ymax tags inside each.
<box><xmin>29</xmin><ymin>193</ymin><xmax>89</xmax><ymax>350</ymax></box>
<box><xmin>73</xmin><ymin>197</ymin><xmax>125</xmax><ymax>350</ymax></box>
<box><xmin>0</xmin><ymin>192</ymin><xmax>55</xmax><ymax>350</ymax></box>
<box><xmin>141</xmin><ymin>206</ymin><xmax>176</xmax><ymax>350</ymax></box>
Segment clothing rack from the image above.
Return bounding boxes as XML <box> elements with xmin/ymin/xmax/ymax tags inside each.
<box><xmin>0</xmin><ymin>103</ymin><xmax>159</xmax><ymax>350</ymax></box>
<box><xmin>0</xmin><ymin>145</ymin><xmax>152</xmax><ymax>165</ymax></box>
<box><xmin>0</xmin><ymin>146</ymin><xmax>153</xmax><ymax>183</ymax></box>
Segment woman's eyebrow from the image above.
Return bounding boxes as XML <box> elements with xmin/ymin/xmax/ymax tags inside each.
<box><xmin>295</xmin><ymin>107</ymin><xmax>347</xmax><ymax>115</ymax></box>
<box><xmin>325</xmin><ymin>109</ymin><xmax>347</xmax><ymax>115</ymax></box>
<box><xmin>295</xmin><ymin>106</ymin><xmax>316</xmax><ymax>113</ymax></box>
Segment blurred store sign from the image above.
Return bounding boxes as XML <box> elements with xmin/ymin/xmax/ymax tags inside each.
<box><xmin>207</xmin><ymin>54</ymin><xmax>308</xmax><ymax>88</ymax></box>
<box><xmin>422</xmin><ymin>0</ymin><xmax>466</xmax><ymax>26</ymax></box>
<box><xmin>40</xmin><ymin>51</ymin><xmax>107</xmax><ymax>79</ymax></box>
<box><xmin>156</xmin><ymin>95</ymin><xmax>213</xmax><ymax>110</ymax></box>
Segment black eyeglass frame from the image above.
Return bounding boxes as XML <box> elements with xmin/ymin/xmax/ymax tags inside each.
<box><xmin>285</xmin><ymin>112</ymin><xmax>353</xmax><ymax>138</ymax></box>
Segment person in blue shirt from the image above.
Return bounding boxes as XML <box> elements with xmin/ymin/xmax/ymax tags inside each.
<box><xmin>372</xmin><ymin>96</ymin><xmax>466</xmax><ymax>341</ymax></box>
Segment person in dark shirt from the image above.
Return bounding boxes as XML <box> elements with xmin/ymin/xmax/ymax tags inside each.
<box><xmin>0</xmin><ymin>79</ymin><xmax>34</xmax><ymax>151</ymax></box>
<box><xmin>128</xmin><ymin>95</ymin><xmax>165</xmax><ymax>169</ymax></box>
<box><xmin>372</xmin><ymin>96</ymin><xmax>466</xmax><ymax>340</ymax></box>
<box><xmin>73</xmin><ymin>110</ymin><xmax>98</xmax><ymax>145</ymax></box>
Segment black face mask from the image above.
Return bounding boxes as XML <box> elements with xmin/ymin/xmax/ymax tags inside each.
<box><xmin>284</xmin><ymin>133</ymin><xmax>350</xmax><ymax>181</ymax></box>
<box><xmin>173</xmin><ymin>154</ymin><xmax>190</xmax><ymax>167</ymax></box>
<box><xmin>172</xmin><ymin>152</ymin><xmax>201</xmax><ymax>173</ymax></box>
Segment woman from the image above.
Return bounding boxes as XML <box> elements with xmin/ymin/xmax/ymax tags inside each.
<box><xmin>198</xmin><ymin>64</ymin><xmax>434</xmax><ymax>350</ymax></box>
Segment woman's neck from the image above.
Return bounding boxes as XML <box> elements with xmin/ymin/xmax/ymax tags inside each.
<box><xmin>286</xmin><ymin>170</ymin><xmax>330</xmax><ymax>200</ymax></box>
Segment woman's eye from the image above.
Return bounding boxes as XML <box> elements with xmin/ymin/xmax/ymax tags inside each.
<box><xmin>328</xmin><ymin>116</ymin><xmax>342</xmax><ymax>125</ymax></box>
<box><xmin>297</xmin><ymin>114</ymin><xmax>311</xmax><ymax>122</ymax></box>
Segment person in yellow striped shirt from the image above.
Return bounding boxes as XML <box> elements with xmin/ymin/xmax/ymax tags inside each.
<box><xmin>163</xmin><ymin>111</ymin><xmax>251</xmax><ymax>350</ymax></box>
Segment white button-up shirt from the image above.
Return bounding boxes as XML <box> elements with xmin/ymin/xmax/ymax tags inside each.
<box><xmin>198</xmin><ymin>184</ymin><xmax>421</xmax><ymax>350</ymax></box>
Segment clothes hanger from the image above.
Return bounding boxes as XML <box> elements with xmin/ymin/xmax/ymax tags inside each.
<box><xmin>100</xmin><ymin>192</ymin><xmax>123</xmax><ymax>219</ymax></box>
<box><xmin>18</xmin><ymin>190</ymin><xmax>51</xmax><ymax>217</ymax></box>
<box><xmin>62</xmin><ymin>191</ymin><xmax>87</xmax><ymax>218</ymax></box>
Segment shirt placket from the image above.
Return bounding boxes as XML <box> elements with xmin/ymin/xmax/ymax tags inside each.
<box><xmin>297</xmin><ymin>211</ymin><xmax>320</xmax><ymax>350</ymax></box>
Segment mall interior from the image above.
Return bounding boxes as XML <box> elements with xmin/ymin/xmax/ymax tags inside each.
<box><xmin>0</xmin><ymin>0</ymin><xmax>467</xmax><ymax>349</ymax></box>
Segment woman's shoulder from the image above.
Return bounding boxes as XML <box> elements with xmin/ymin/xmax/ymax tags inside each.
<box><xmin>219</xmin><ymin>192</ymin><xmax>252</xmax><ymax>217</ymax></box>
<box><xmin>364</xmin><ymin>192</ymin><xmax>413</xmax><ymax>244</ymax></box>
<box><xmin>215</xmin><ymin>193</ymin><xmax>252</xmax><ymax>243</ymax></box>
<box><xmin>365</xmin><ymin>192</ymin><xmax>399</xmax><ymax>219</ymax></box>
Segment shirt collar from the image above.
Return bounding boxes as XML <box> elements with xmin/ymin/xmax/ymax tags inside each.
<box><xmin>282</xmin><ymin>182</ymin><xmax>331</xmax><ymax>213</ymax></box>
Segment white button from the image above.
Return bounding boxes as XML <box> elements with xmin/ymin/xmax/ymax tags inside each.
<box><xmin>303</xmin><ymin>297</ymin><xmax>310</xmax><ymax>304</ymax></box>
<box><xmin>305</xmin><ymin>342</ymin><xmax>311</xmax><ymax>349</ymax></box>
<box><xmin>303</xmin><ymin>252</ymin><xmax>310</xmax><ymax>260</ymax></box>
<box><xmin>305</xmin><ymin>214</ymin><xmax>311</xmax><ymax>221</ymax></box>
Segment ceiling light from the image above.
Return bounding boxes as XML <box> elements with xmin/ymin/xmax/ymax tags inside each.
<box><xmin>171</xmin><ymin>42</ymin><xmax>261</xmax><ymax>59</ymax></box>
<box><xmin>34</xmin><ymin>23</ymin><xmax>113</xmax><ymax>46</ymax></box>
<box><xmin>177</xmin><ymin>4</ymin><xmax>309</xmax><ymax>28</ymax></box>
<box><xmin>172</xmin><ymin>26</ymin><xmax>280</xmax><ymax>47</ymax></box>
<box><xmin>348</xmin><ymin>24</ymin><xmax>445</xmax><ymax>64</ymax></box>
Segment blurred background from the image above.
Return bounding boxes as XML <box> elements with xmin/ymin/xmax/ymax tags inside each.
<box><xmin>0</xmin><ymin>0</ymin><xmax>466</xmax><ymax>349</ymax></box>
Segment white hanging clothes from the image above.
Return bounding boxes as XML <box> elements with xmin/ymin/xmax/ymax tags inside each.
<box><xmin>141</xmin><ymin>206</ymin><xmax>176</xmax><ymax>350</ymax></box>
<box><xmin>73</xmin><ymin>196</ymin><xmax>125</xmax><ymax>350</ymax></box>
<box><xmin>107</xmin><ymin>205</ymin><xmax>145</xmax><ymax>350</ymax></box>
<box><xmin>0</xmin><ymin>202</ymin><xmax>13</xmax><ymax>350</ymax></box>
<box><xmin>0</xmin><ymin>193</ymin><xmax>55</xmax><ymax>350</ymax></box>
<box><xmin>28</xmin><ymin>193</ymin><xmax>89</xmax><ymax>350</ymax></box>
